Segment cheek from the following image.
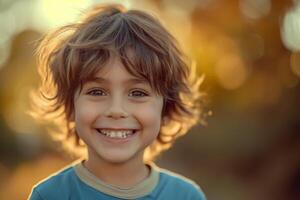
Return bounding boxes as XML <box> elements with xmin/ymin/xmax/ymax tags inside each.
<box><xmin>74</xmin><ymin>100</ymin><xmax>99</xmax><ymax>126</ymax></box>
<box><xmin>133</xmin><ymin>101</ymin><xmax>163</xmax><ymax>131</ymax></box>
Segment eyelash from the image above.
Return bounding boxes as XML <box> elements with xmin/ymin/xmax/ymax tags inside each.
<box><xmin>86</xmin><ymin>89</ymin><xmax>149</xmax><ymax>97</ymax></box>
<box><xmin>87</xmin><ymin>89</ymin><xmax>107</xmax><ymax>96</ymax></box>
<box><xmin>129</xmin><ymin>90</ymin><xmax>148</xmax><ymax>97</ymax></box>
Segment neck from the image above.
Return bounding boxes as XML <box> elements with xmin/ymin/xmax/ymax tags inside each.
<box><xmin>84</xmin><ymin>150</ymin><xmax>150</xmax><ymax>188</ymax></box>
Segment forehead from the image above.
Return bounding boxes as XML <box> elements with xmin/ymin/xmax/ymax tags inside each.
<box><xmin>84</xmin><ymin>55</ymin><xmax>148</xmax><ymax>85</ymax></box>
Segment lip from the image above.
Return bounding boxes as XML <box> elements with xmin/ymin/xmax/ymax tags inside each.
<box><xmin>96</xmin><ymin>128</ymin><xmax>139</xmax><ymax>131</ymax></box>
<box><xmin>94</xmin><ymin>128</ymin><xmax>139</xmax><ymax>144</ymax></box>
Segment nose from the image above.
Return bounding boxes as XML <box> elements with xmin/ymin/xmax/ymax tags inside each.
<box><xmin>104</xmin><ymin>95</ymin><xmax>128</xmax><ymax>119</ymax></box>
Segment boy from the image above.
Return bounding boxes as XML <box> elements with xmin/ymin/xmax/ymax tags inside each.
<box><xmin>29</xmin><ymin>3</ymin><xmax>206</xmax><ymax>200</ymax></box>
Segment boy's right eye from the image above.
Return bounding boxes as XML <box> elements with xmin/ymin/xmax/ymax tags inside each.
<box><xmin>87</xmin><ymin>89</ymin><xmax>107</xmax><ymax>96</ymax></box>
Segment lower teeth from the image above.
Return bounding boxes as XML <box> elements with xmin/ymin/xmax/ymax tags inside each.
<box><xmin>105</xmin><ymin>134</ymin><xmax>128</xmax><ymax>139</ymax></box>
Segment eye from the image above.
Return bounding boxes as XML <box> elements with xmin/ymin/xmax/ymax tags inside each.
<box><xmin>129</xmin><ymin>90</ymin><xmax>148</xmax><ymax>97</ymax></box>
<box><xmin>87</xmin><ymin>89</ymin><xmax>107</xmax><ymax>96</ymax></box>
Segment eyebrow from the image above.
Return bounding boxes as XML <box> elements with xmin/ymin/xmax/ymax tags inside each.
<box><xmin>87</xmin><ymin>77</ymin><xmax>148</xmax><ymax>85</ymax></box>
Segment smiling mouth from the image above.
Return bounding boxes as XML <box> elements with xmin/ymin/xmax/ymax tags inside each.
<box><xmin>96</xmin><ymin>129</ymin><xmax>137</xmax><ymax>139</ymax></box>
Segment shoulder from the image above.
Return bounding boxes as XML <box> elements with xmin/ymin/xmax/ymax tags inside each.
<box><xmin>154</xmin><ymin>166</ymin><xmax>206</xmax><ymax>200</ymax></box>
<box><xmin>29</xmin><ymin>162</ymin><xmax>79</xmax><ymax>200</ymax></box>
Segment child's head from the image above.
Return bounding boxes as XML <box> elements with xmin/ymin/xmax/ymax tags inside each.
<box><xmin>32</xmin><ymin>4</ymin><xmax>204</xmax><ymax>162</ymax></box>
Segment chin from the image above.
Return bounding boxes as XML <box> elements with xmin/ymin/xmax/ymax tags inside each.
<box><xmin>96</xmin><ymin>151</ymin><xmax>140</xmax><ymax>165</ymax></box>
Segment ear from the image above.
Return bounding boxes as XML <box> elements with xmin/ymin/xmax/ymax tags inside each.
<box><xmin>161</xmin><ymin>116</ymin><xmax>169</xmax><ymax>126</ymax></box>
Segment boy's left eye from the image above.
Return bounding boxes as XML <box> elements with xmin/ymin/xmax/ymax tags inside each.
<box><xmin>129</xmin><ymin>90</ymin><xmax>148</xmax><ymax>97</ymax></box>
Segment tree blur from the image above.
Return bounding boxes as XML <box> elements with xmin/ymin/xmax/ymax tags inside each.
<box><xmin>0</xmin><ymin>0</ymin><xmax>299</xmax><ymax>200</ymax></box>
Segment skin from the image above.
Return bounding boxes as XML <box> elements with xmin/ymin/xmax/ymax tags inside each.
<box><xmin>73</xmin><ymin>55</ymin><xmax>164</xmax><ymax>187</ymax></box>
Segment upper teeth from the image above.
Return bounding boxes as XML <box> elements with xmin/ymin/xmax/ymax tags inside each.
<box><xmin>98</xmin><ymin>129</ymin><xmax>134</xmax><ymax>138</ymax></box>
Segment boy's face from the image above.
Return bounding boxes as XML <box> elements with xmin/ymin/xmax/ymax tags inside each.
<box><xmin>73</xmin><ymin>55</ymin><xmax>163</xmax><ymax>164</ymax></box>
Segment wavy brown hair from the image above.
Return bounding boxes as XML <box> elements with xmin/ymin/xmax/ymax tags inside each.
<box><xmin>30</xmin><ymin>3</ymin><xmax>206</xmax><ymax>161</ymax></box>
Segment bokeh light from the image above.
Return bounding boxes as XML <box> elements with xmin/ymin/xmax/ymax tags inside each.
<box><xmin>239</xmin><ymin>0</ymin><xmax>271</xmax><ymax>20</ymax></box>
<box><xmin>281</xmin><ymin>3</ymin><xmax>300</xmax><ymax>51</ymax></box>
<box><xmin>215</xmin><ymin>54</ymin><xmax>248</xmax><ymax>90</ymax></box>
<box><xmin>32</xmin><ymin>0</ymin><xmax>92</xmax><ymax>31</ymax></box>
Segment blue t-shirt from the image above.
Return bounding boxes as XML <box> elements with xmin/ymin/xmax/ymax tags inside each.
<box><xmin>28</xmin><ymin>161</ymin><xmax>206</xmax><ymax>200</ymax></box>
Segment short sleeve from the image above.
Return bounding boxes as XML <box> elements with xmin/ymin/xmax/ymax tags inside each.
<box><xmin>28</xmin><ymin>189</ymin><xmax>44</xmax><ymax>200</ymax></box>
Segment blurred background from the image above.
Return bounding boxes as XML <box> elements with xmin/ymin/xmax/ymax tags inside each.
<box><xmin>0</xmin><ymin>0</ymin><xmax>300</xmax><ymax>199</ymax></box>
